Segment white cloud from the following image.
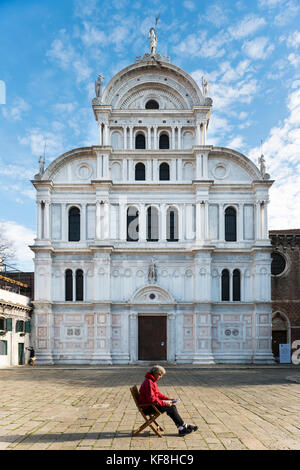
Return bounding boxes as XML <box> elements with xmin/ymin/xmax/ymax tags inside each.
<box><xmin>174</xmin><ymin>31</ymin><xmax>227</xmax><ymax>59</ymax></box>
<box><xmin>46</xmin><ymin>29</ymin><xmax>92</xmax><ymax>83</ymax></box>
<box><xmin>258</xmin><ymin>0</ymin><xmax>281</xmax><ymax>7</ymax></box>
<box><xmin>184</xmin><ymin>0</ymin><xmax>195</xmax><ymax>11</ymax></box>
<box><xmin>227</xmin><ymin>136</ymin><xmax>246</xmax><ymax>150</ymax></box>
<box><xmin>229</xmin><ymin>14</ymin><xmax>266</xmax><ymax>40</ymax></box>
<box><xmin>242</xmin><ymin>37</ymin><xmax>274</xmax><ymax>59</ymax></box>
<box><xmin>0</xmin><ymin>220</ymin><xmax>35</xmax><ymax>270</ymax></box>
<box><xmin>274</xmin><ymin>0</ymin><xmax>299</xmax><ymax>26</ymax></box>
<box><xmin>2</xmin><ymin>97</ymin><xmax>30</xmax><ymax>121</ymax></box>
<box><xmin>19</xmin><ymin>129</ymin><xmax>65</xmax><ymax>160</ymax></box>
<box><xmin>248</xmin><ymin>87</ymin><xmax>300</xmax><ymax>229</ymax></box>
<box><xmin>199</xmin><ymin>3</ymin><xmax>229</xmax><ymax>28</ymax></box>
<box><xmin>285</xmin><ymin>30</ymin><xmax>300</xmax><ymax>49</ymax></box>
<box><xmin>288</xmin><ymin>53</ymin><xmax>300</xmax><ymax>68</ymax></box>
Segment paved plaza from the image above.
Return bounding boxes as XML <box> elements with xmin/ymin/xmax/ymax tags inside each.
<box><xmin>1</xmin><ymin>365</ymin><xmax>300</xmax><ymax>451</ymax></box>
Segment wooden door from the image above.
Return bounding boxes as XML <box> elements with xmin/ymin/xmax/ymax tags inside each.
<box><xmin>138</xmin><ymin>316</ymin><xmax>167</xmax><ymax>361</ymax></box>
<box><xmin>272</xmin><ymin>330</ymin><xmax>287</xmax><ymax>359</ymax></box>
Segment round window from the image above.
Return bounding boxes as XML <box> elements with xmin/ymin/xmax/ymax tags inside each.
<box><xmin>271</xmin><ymin>252</ymin><xmax>286</xmax><ymax>276</ymax></box>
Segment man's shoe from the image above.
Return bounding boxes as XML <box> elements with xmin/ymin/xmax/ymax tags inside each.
<box><xmin>187</xmin><ymin>424</ymin><xmax>198</xmax><ymax>432</ymax></box>
<box><xmin>178</xmin><ymin>427</ymin><xmax>193</xmax><ymax>436</ymax></box>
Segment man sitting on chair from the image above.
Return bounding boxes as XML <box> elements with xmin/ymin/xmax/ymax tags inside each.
<box><xmin>139</xmin><ymin>365</ymin><xmax>198</xmax><ymax>436</ymax></box>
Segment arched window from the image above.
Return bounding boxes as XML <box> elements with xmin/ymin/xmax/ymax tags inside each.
<box><xmin>159</xmin><ymin>133</ymin><xmax>169</xmax><ymax>149</ymax></box>
<box><xmin>225</xmin><ymin>207</ymin><xmax>237</xmax><ymax>242</ymax></box>
<box><xmin>68</xmin><ymin>207</ymin><xmax>80</xmax><ymax>242</ymax></box>
<box><xmin>145</xmin><ymin>99</ymin><xmax>159</xmax><ymax>109</ymax></box>
<box><xmin>65</xmin><ymin>269</ymin><xmax>73</xmax><ymax>301</ymax></box>
<box><xmin>76</xmin><ymin>269</ymin><xmax>84</xmax><ymax>301</ymax></box>
<box><xmin>159</xmin><ymin>162</ymin><xmax>170</xmax><ymax>181</ymax></box>
<box><xmin>232</xmin><ymin>269</ymin><xmax>241</xmax><ymax>301</ymax></box>
<box><xmin>167</xmin><ymin>207</ymin><xmax>179</xmax><ymax>242</ymax></box>
<box><xmin>135</xmin><ymin>133</ymin><xmax>146</xmax><ymax>149</ymax></box>
<box><xmin>127</xmin><ymin>207</ymin><xmax>139</xmax><ymax>241</ymax></box>
<box><xmin>147</xmin><ymin>206</ymin><xmax>159</xmax><ymax>241</ymax></box>
<box><xmin>221</xmin><ymin>269</ymin><xmax>230</xmax><ymax>301</ymax></box>
<box><xmin>135</xmin><ymin>162</ymin><xmax>146</xmax><ymax>181</ymax></box>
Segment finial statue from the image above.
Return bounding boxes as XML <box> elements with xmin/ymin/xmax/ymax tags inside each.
<box><xmin>202</xmin><ymin>76</ymin><xmax>209</xmax><ymax>97</ymax></box>
<box><xmin>148</xmin><ymin>258</ymin><xmax>157</xmax><ymax>283</ymax></box>
<box><xmin>39</xmin><ymin>155</ymin><xmax>45</xmax><ymax>176</ymax></box>
<box><xmin>95</xmin><ymin>73</ymin><xmax>104</xmax><ymax>100</ymax></box>
<box><xmin>148</xmin><ymin>15</ymin><xmax>159</xmax><ymax>56</ymax></box>
<box><xmin>258</xmin><ymin>154</ymin><xmax>266</xmax><ymax>176</ymax></box>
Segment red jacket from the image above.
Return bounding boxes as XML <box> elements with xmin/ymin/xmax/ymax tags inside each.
<box><xmin>139</xmin><ymin>372</ymin><xmax>170</xmax><ymax>409</ymax></box>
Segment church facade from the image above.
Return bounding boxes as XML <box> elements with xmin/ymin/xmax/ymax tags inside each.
<box><xmin>31</xmin><ymin>40</ymin><xmax>275</xmax><ymax>365</ymax></box>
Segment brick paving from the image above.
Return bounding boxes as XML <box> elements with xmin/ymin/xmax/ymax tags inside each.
<box><xmin>0</xmin><ymin>365</ymin><xmax>300</xmax><ymax>450</ymax></box>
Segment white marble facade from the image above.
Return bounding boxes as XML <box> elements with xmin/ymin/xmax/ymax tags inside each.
<box><xmin>31</xmin><ymin>52</ymin><xmax>275</xmax><ymax>364</ymax></box>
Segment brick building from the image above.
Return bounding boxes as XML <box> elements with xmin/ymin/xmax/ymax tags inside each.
<box><xmin>270</xmin><ymin>229</ymin><xmax>300</xmax><ymax>359</ymax></box>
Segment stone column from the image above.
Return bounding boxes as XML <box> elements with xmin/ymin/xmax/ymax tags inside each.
<box><xmin>96</xmin><ymin>201</ymin><xmax>101</xmax><ymax>240</ymax></box>
<box><xmin>177</xmin><ymin>126</ymin><xmax>182</xmax><ymax>149</ymax></box>
<box><xmin>129</xmin><ymin>126</ymin><xmax>133</xmax><ymax>150</ymax></box>
<box><xmin>196</xmin><ymin>202</ymin><xmax>202</xmax><ymax>242</ymax></box>
<box><xmin>196</xmin><ymin>121</ymin><xmax>201</xmax><ymax>145</ymax></box>
<box><xmin>123</xmin><ymin>126</ymin><xmax>127</xmax><ymax>150</ymax></box>
<box><xmin>120</xmin><ymin>203</ymin><xmax>127</xmax><ymax>241</ymax></box>
<box><xmin>256</xmin><ymin>202</ymin><xmax>262</xmax><ymax>240</ymax></box>
<box><xmin>147</xmin><ymin>127</ymin><xmax>152</xmax><ymax>150</ymax></box>
<box><xmin>171</xmin><ymin>159</ymin><xmax>176</xmax><ymax>181</ymax></box>
<box><xmin>61</xmin><ymin>203</ymin><xmax>67</xmax><ymax>241</ymax></box>
<box><xmin>160</xmin><ymin>204</ymin><xmax>167</xmax><ymax>242</ymax></box>
<box><xmin>139</xmin><ymin>204</ymin><xmax>146</xmax><ymax>242</ymax></box>
<box><xmin>154</xmin><ymin>126</ymin><xmax>158</xmax><ymax>150</ymax></box>
<box><xmin>177</xmin><ymin>158</ymin><xmax>182</xmax><ymax>181</ymax></box>
<box><xmin>238</xmin><ymin>203</ymin><xmax>244</xmax><ymax>242</ymax></box>
<box><xmin>204</xmin><ymin>202</ymin><xmax>209</xmax><ymax>240</ymax></box>
<box><xmin>264</xmin><ymin>201</ymin><xmax>268</xmax><ymax>239</ymax></box>
<box><xmin>153</xmin><ymin>159</ymin><xmax>159</xmax><ymax>182</ymax></box>
<box><xmin>81</xmin><ymin>203</ymin><xmax>86</xmax><ymax>241</ymax></box>
<box><xmin>98</xmin><ymin>122</ymin><xmax>103</xmax><ymax>146</ymax></box>
<box><xmin>172</xmin><ymin>126</ymin><xmax>176</xmax><ymax>149</ymax></box>
<box><xmin>37</xmin><ymin>201</ymin><xmax>42</xmax><ymax>239</ymax></box>
<box><xmin>129</xmin><ymin>312</ymin><xmax>138</xmax><ymax>363</ymax></box>
<box><xmin>103</xmin><ymin>201</ymin><xmax>110</xmax><ymax>239</ymax></box>
<box><xmin>178</xmin><ymin>205</ymin><xmax>184</xmax><ymax>241</ymax></box>
<box><xmin>219</xmin><ymin>204</ymin><xmax>224</xmax><ymax>241</ymax></box>
<box><xmin>44</xmin><ymin>202</ymin><xmax>50</xmax><ymax>239</ymax></box>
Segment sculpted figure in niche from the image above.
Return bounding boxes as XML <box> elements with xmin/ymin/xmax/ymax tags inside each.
<box><xmin>148</xmin><ymin>258</ymin><xmax>157</xmax><ymax>283</ymax></box>
<box><xmin>95</xmin><ymin>74</ymin><xmax>104</xmax><ymax>99</ymax></box>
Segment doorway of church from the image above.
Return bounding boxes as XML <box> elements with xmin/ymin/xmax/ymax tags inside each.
<box><xmin>138</xmin><ymin>315</ymin><xmax>167</xmax><ymax>361</ymax></box>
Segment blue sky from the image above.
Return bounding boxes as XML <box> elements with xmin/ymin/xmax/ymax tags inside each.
<box><xmin>0</xmin><ymin>0</ymin><xmax>300</xmax><ymax>270</ymax></box>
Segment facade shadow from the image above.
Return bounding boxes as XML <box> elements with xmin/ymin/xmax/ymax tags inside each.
<box><xmin>0</xmin><ymin>367</ymin><xmax>299</xmax><ymax>388</ymax></box>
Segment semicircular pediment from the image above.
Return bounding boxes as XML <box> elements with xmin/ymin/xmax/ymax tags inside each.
<box><xmin>209</xmin><ymin>147</ymin><xmax>262</xmax><ymax>182</ymax></box>
<box><xmin>130</xmin><ymin>285</ymin><xmax>176</xmax><ymax>304</ymax></box>
<box><xmin>119</xmin><ymin>83</ymin><xmax>185</xmax><ymax>110</ymax></box>
<box><xmin>102</xmin><ymin>61</ymin><xmax>204</xmax><ymax>110</ymax></box>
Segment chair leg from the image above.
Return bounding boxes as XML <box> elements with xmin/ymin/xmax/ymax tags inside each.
<box><xmin>132</xmin><ymin>413</ymin><xmax>163</xmax><ymax>437</ymax></box>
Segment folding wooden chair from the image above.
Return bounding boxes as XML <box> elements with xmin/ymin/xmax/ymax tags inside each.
<box><xmin>130</xmin><ymin>385</ymin><xmax>164</xmax><ymax>437</ymax></box>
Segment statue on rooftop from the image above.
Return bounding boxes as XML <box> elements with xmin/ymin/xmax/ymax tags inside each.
<box><xmin>39</xmin><ymin>155</ymin><xmax>45</xmax><ymax>176</ymax></box>
<box><xmin>95</xmin><ymin>74</ymin><xmax>104</xmax><ymax>100</ymax></box>
<box><xmin>202</xmin><ymin>76</ymin><xmax>209</xmax><ymax>97</ymax></box>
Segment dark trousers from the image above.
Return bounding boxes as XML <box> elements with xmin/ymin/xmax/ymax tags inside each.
<box><xmin>143</xmin><ymin>404</ymin><xmax>184</xmax><ymax>427</ymax></box>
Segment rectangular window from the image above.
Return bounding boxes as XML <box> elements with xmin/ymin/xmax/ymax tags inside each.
<box><xmin>5</xmin><ymin>318</ymin><xmax>12</xmax><ymax>331</ymax></box>
<box><xmin>25</xmin><ymin>321</ymin><xmax>31</xmax><ymax>333</ymax></box>
<box><xmin>0</xmin><ymin>340</ymin><xmax>7</xmax><ymax>355</ymax></box>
